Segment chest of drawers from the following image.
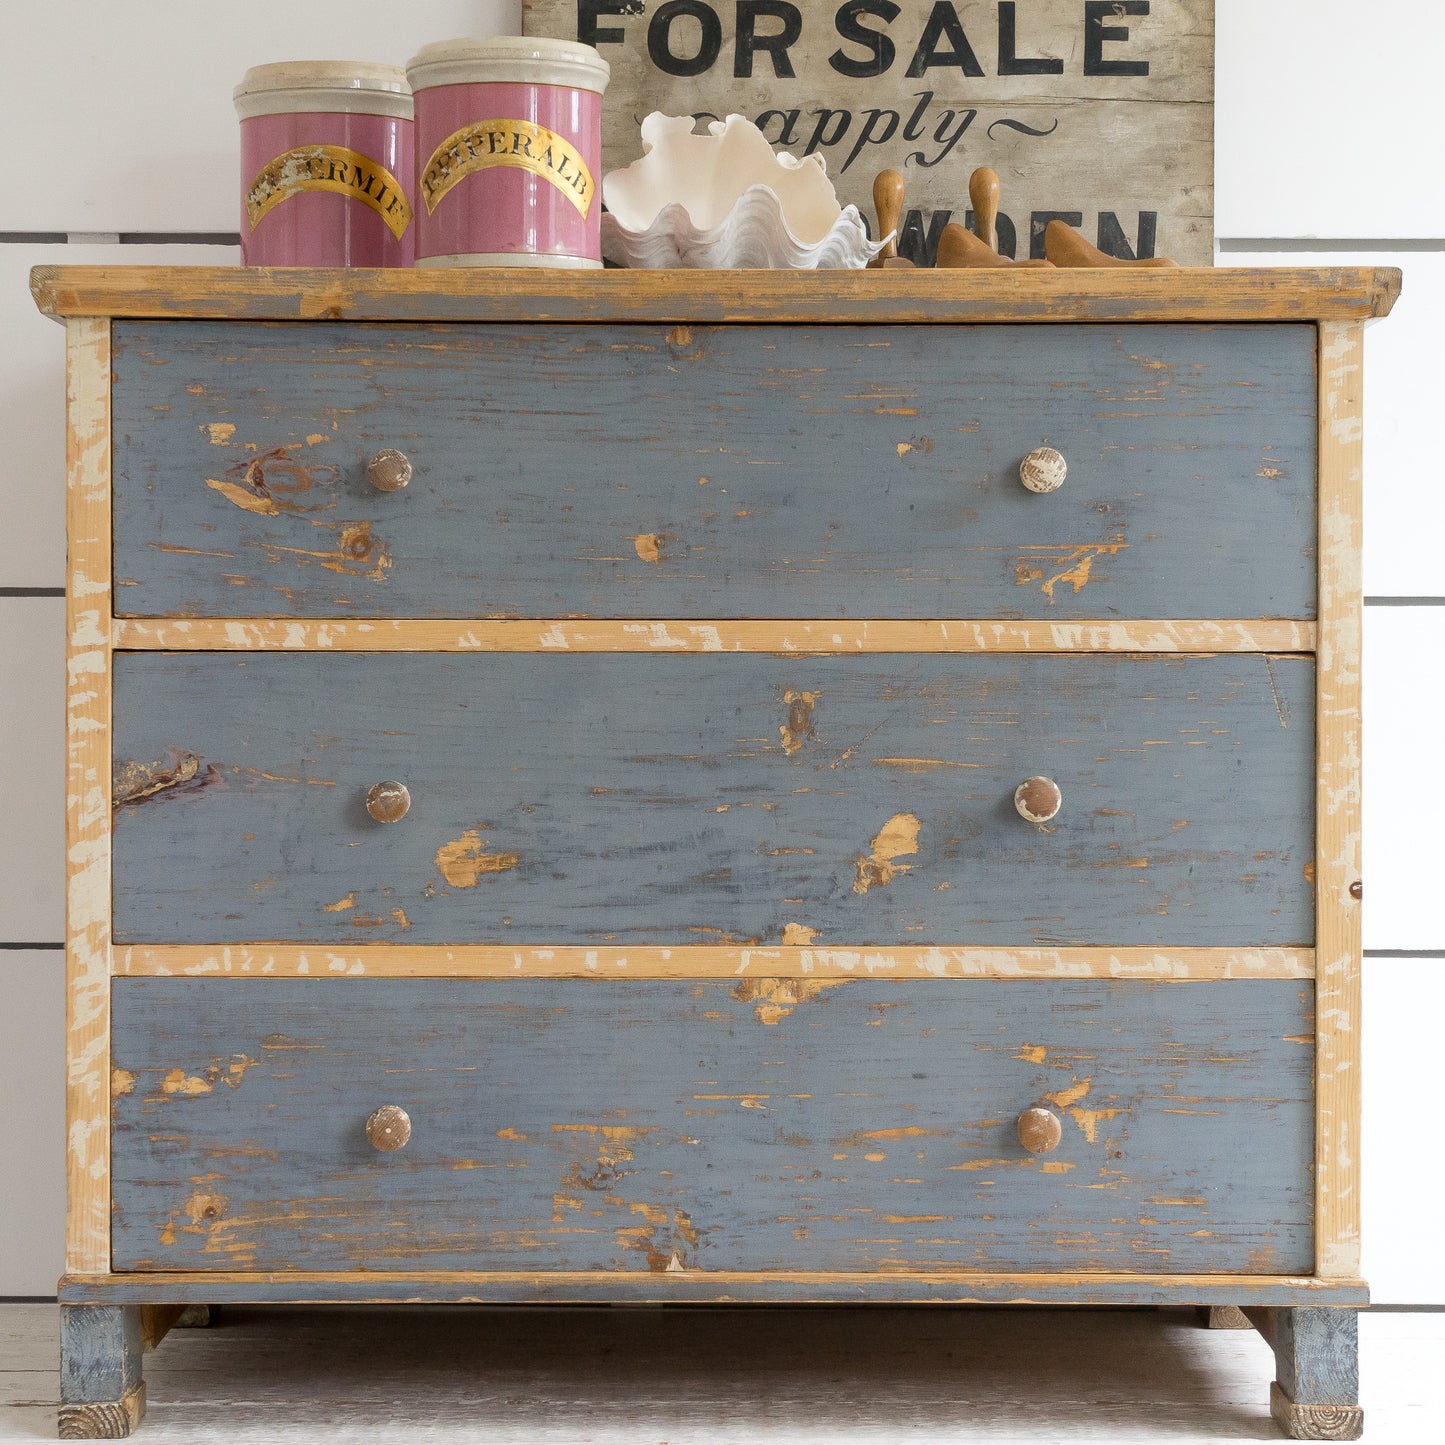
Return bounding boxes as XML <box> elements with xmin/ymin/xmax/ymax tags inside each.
<box><xmin>35</xmin><ymin>264</ymin><xmax>1398</xmax><ymax>1440</ymax></box>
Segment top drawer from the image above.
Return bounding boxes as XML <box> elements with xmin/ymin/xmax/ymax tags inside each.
<box><xmin>112</xmin><ymin>320</ymin><xmax>1317</xmax><ymax>620</ymax></box>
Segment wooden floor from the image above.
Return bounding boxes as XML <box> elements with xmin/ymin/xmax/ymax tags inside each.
<box><xmin>0</xmin><ymin>1303</ymin><xmax>1438</xmax><ymax>1441</ymax></box>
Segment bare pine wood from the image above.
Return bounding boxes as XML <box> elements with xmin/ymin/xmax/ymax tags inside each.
<box><xmin>138</xmin><ymin>1306</ymin><xmax>183</xmax><ymax>1353</ymax></box>
<box><xmin>137</xmin><ymin>1312</ymin><xmax>176</xmax><ymax>1354</ymax></box>
<box><xmin>57</xmin><ymin>1385</ymin><xmax>145</xmax><ymax>1441</ymax></box>
<box><xmin>135</xmin><ymin>1303</ymin><xmax>215</xmax><ymax>1348</ymax></box>
<box><xmin>30</xmin><ymin>265</ymin><xmax>1401</xmax><ymax>325</ymax></box>
<box><xmin>1270</xmin><ymin>1383</ymin><xmax>1365</xmax><ymax>1441</ymax></box>
<box><xmin>64</xmin><ymin>318</ymin><xmax>112</xmax><ymax>1277</ymax></box>
<box><xmin>112</xmin><ymin>943</ymin><xmax>1316</xmax><ymax>981</ymax></box>
<box><xmin>1315</xmin><ymin>323</ymin><xmax>1365</xmax><ymax>1279</ymax></box>
<box><xmin>111</xmin><ymin>617</ymin><xmax>1319</xmax><ymax>654</ymax></box>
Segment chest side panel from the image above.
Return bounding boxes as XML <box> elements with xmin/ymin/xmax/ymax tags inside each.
<box><xmin>110</xmin><ymin>977</ymin><xmax>1315</xmax><ymax>1275</ymax></box>
<box><xmin>110</xmin><ymin>320</ymin><xmax>1317</xmax><ymax>620</ymax></box>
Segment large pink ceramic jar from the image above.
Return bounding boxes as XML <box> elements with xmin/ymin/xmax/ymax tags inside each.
<box><xmin>235</xmin><ymin>61</ymin><xmax>414</xmax><ymax>267</ymax></box>
<box><xmin>406</xmin><ymin>37</ymin><xmax>609</xmax><ymax>268</ymax></box>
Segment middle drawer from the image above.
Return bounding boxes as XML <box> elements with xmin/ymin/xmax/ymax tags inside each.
<box><xmin>112</xmin><ymin>652</ymin><xmax>1314</xmax><ymax>947</ymax></box>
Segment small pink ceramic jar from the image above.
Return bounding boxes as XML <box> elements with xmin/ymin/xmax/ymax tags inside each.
<box><xmin>235</xmin><ymin>61</ymin><xmax>414</xmax><ymax>267</ymax></box>
<box><xmin>406</xmin><ymin>37</ymin><xmax>609</xmax><ymax>268</ymax></box>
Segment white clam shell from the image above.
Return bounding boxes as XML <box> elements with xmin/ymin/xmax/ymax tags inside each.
<box><xmin>601</xmin><ymin>112</ymin><xmax>888</xmax><ymax>270</ymax></box>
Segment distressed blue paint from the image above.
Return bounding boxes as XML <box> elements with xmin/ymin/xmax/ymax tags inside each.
<box><xmin>61</xmin><ymin>1275</ymin><xmax>1368</xmax><ymax>1307</ymax></box>
<box><xmin>110</xmin><ymin>978</ymin><xmax>1315</xmax><ymax>1275</ymax></box>
<box><xmin>59</xmin><ymin>1305</ymin><xmax>143</xmax><ymax>1403</ymax></box>
<box><xmin>111</xmin><ymin>653</ymin><xmax>1315</xmax><ymax>947</ymax></box>
<box><xmin>110</xmin><ymin>320</ymin><xmax>1317</xmax><ymax>620</ymax></box>
<box><xmin>1247</xmin><ymin>1307</ymin><xmax>1362</xmax><ymax>1405</ymax></box>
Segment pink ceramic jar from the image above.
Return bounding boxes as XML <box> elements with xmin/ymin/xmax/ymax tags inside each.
<box><xmin>406</xmin><ymin>37</ymin><xmax>610</xmax><ymax>268</ymax></box>
<box><xmin>235</xmin><ymin>62</ymin><xmax>414</xmax><ymax>267</ymax></box>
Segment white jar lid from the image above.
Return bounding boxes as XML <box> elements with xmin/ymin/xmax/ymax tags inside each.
<box><xmin>234</xmin><ymin>61</ymin><xmax>413</xmax><ymax>121</ymax></box>
<box><xmin>407</xmin><ymin>36</ymin><xmax>610</xmax><ymax>95</ymax></box>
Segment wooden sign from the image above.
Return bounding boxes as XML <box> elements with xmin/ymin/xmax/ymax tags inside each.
<box><xmin>523</xmin><ymin>1</ymin><xmax>1213</xmax><ymax>265</ymax></box>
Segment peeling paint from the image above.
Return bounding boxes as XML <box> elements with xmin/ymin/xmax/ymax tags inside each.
<box><xmin>732</xmin><ymin>976</ymin><xmax>842</xmax><ymax>1024</ymax></box>
<box><xmin>781</xmin><ymin>922</ymin><xmax>819</xmax><ymax>945</ymax></box>
<box><xmin>872</xmin><ymin>756</ymin><xmax>977</xmax><ymax>772</ymax></box>
<box><xmin>633</xmin><ymin>533</ymin><xmax>662</xmax><ymax>562</ymax></box>
<box><xmin>1045</xmin><ymin>1077</ymin><xmax>1094</xmax><ymax>1108</ymax></box>
<box><xmin>161</xmin><ymin>1068</ymin><xmax>215</xmax><ymax>1097</ymax></box>
<box><xmin>202</xmin><ymin>422</ymin><xmax>236</xmax><ymax>445</ymax></box>
<box><xmin>435</xmin><ymin>830</ymin><xmax>520</xmax><ymax>888</ymax></box>
<box><xmin>853</xmin><ymin>812</ymin><xmax>921</xmax><ymax>894</ymax></box>
<box><xmin>1015</xmin><ymin>541</ymin><xmax>1129</xmax><ymax>600</ymax></box>
<box><xmin>182</xmin><ymin>1190</ymin><xmax>228</xmax><ymax>1224</ymax></box>
<box><xmin>835</xmin><ymin>1125</ymin><xmax>945</xmax><ymax>1147</ymax></box>
<box><xmin>779</xmin><ymin>689</ymin><xmax>818</xmax><ymax>756</ymax></box>
<box><xmin>114</xmin><ymin>751</ymin><xmax>221</xmax><ymax>808</ymax></box>
<box><xmin>159</xmin><ymin>1054</ymin><xmax>259</xmax><ymax>1098</ymax></box>
<box><xmin>206</xmin><ymin>477</ymin><xmax>280</xmax><ymax>515</ymax></box>
<box><xmin>260</xmin><ymin>520</ymin><xmax>392</xmax><ymax>582</ymax></box>
<box><xmin>1069</xmin><ymin>1106</ymin><xmax>1130</xmax><ymax>1143</ymax></box>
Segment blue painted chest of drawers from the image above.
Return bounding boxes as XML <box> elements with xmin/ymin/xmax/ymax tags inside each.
<box><xmin>35</xmin><ymin>264</ymin><xmax>1398</xmax><ymax>1439</ymax></box>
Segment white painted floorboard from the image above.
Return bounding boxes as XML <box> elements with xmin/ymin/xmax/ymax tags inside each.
<box><xmin>0</xmin><ymin>1304</ymin><xmax>1438</xmax><ymax>1442</ymax></box>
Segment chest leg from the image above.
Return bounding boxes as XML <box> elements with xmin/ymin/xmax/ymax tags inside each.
<box><xmin>59</xmin><ymin>1304</ymin><xmax>146</xmax><ymax>1438</ymax></box>
<box><xmin>1244</xmin><ymin>1306</ymin><xmax>1364</xmax><ymax>1441</ymax></box>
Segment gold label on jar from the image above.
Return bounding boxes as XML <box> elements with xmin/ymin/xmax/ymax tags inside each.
<box><xmin>245</xmin><ymin>145</ymin><xmax>413</xmax><ymax>239</ymax></box>
<box><xmin>420</xmin><ymin>119</ymin><xmax>595</xmax><ymax>219</ymax></box>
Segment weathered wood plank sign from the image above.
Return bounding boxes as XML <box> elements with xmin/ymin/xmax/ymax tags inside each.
<box><xmin>523</xmin><ymin>1</ymin><xmax>1214</xmax><ymax>265</ymax></box>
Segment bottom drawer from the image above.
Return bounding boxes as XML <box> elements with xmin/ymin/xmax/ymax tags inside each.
<box><xmin>110</xmin><ymin>978</ymin><xmax>1314</xmax><ymax>1275</ymax></box>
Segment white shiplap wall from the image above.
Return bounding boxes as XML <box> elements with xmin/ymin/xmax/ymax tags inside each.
<box><xmin>2</xmin><ymin>0</ymin><xmax>1440</xmax><ymax>1302</ymax></box>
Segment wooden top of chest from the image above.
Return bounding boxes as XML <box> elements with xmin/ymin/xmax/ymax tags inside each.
<box><xmin>31</xmin><ymin>264</ymin><xmax>1400</xmax><ymax>325</ymax></box>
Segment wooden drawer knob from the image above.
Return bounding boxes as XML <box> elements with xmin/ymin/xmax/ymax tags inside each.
<box><xmin>1014</xmin><ymin>775</ymin><xmax>1062</xmax><ymax>824</ymax></box>
<box><xmin>1016</xmin><ymin>1106</ymin><xmax>1063</xmax><ymax>1154</ymax></box>
<box><xmin>365</xmin><ymin>780</ymin><xmax>411</xmax><ymax>824</ymax></box>
<box><xmin>367</xmin><ymin>448</ymin><xmax>412</xmax><ymax>493</ymax></box>
<box><xmin>366</xmin><ymin>1104</ymin><xmax>411</xmax><ymax>1152</ymax></box>
<box><xmin>1019</xmin><ymin>446</ymin><xmax>1067</xmax><ymax>493</ymax></box>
